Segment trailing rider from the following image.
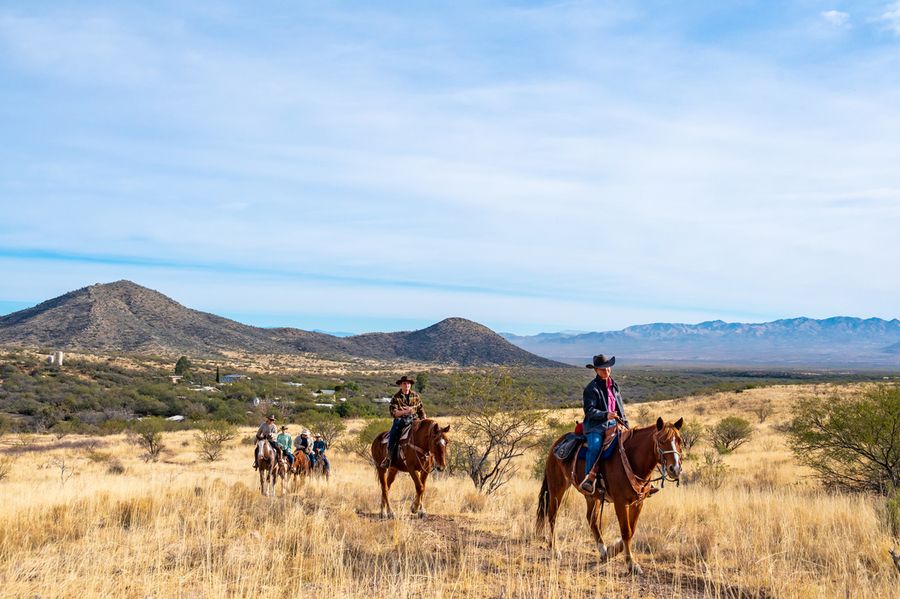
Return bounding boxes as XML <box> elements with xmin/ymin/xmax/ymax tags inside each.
<box><xmin>276</xmin><ymin>425</ymin><xmax>295</xmax><ymax>469</ymax></box>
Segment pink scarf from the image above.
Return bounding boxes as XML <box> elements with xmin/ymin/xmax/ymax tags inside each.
<box><xmin>606</xmin><ymin>378</ymin><xmax>616</xmax><ymax>413</ymax></box>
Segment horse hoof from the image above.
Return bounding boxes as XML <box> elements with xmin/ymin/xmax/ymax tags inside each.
<box><xmin>597</xmin><ymin>545</ymin><xmax>608</xmax><ymax>561</ymax></box>
<box><xmin>417</xmin><ymin>510</ymin><xmax>427</xmax><ymax>519</ymax></box>
<box><xmin>627</xmin><ymin>562</ymin><xmax>643</xmax><ymax>575</ymax></box>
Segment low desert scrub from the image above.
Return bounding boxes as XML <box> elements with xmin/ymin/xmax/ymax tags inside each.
<box><xmin>0</xmin><ymin>385</ymin><xmax>897</xmax><ymax>598</ymax></box>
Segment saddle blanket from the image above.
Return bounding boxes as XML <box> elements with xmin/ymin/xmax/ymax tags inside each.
<box><xmin>379</xmin><ymin>425</ymin><xmax>411</xmax><ymax>443</ymax></box>
<box><xmin>554</xmin><ymin>431</ymin><xmax>619</xmax><ymax>462</ymax></box>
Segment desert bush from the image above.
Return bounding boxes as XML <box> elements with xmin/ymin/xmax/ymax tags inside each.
<box><xmin>0</xmin><ymin>456</ymin><xmax>13</xmax><ymax>482</ymax></box>
<box><xmin>789</xmin><ymin>384</ymin><xmax>900</xmax><ymax>494</ymax></box>
<box><xmin>712</xmin><ymin>416</ymin><xmax>753</xmax><ymax>453</ymax></box>
<box><xmin>634</xmin><ymin>405</ymin><xmax>653</xmax><ymax>427</ymax></box>
<box><xmin>685</xmin><ymin>451</ymin><xmax>728</xmax><ymax>489</ymax></box>
<box><xmin>195</xmin><ymin>420</ymin><xmax>238</xmax><ymax>462</ymax></box>
<box><xmin>297</xmin><ymin>410</ymin><xmax>346</xmax><ymax>445</ymax></box>
<box><xmin>679</xmin><ymin>420</ymin><xmax>704</xmax><ymax>453</ymax></box>
<box><xmin>128</xmin><ymin>418</ymin><xmax>166</xmax><ymax>462</ymax></box>
<box><xmin>753</xmin><ymin>400</ymin><xmax>774</xmax><ymax>423</ymax></box>
<box><xmin>106</xmin><ymin>458</ymin><xmax>126</xmax><ymax>475</ymax></box>
<box><xmin>340</xmin><ymin>418</ymin><xmax>392</xmax><ymax>466</ymax></box>
<box><xmin>531</xmin><ymin>417</ymin><xmax>574</xmax><ymax>479</ymax></box>
<box><xmin>50</xmin><ymin>420</ymin><xmax>79</xmax><ymax>441</ymax></box>
<box><xmin>452</xmin><ymin>372</ymin><xmax>543</xmax><ymax>495</ymax></box>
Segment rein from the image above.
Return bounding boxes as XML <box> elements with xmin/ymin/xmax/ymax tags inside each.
<box><xmin>618</xmin><ymin>427</ymin><xmax>682</xmax><ymax>505</ymax></box>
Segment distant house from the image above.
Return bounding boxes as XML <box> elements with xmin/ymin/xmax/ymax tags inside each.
<box><xmin>320</xmin><ymin>389</ymin><xmax>336</xmax><ymax>396</ymax></box>
<box><xmin>189</xmin><ymin>385</ymin><xmax>220</xmax><ymax>393</ymax></box>
<box><xmin>221</xmin><ymin>374</ymin><xmax>250</xmax><ymax>384</ymax></box>
<box><xmin>284</xmin><ymin>382</ymin><xmax>304</xmax><ymax>387</ymax></box>
<box><xmin>165</xmin><ymin>415</ymin><xmax>185</xmax><ymax>422</ymax></box>
<box><xmin>169</xmin><ymin>375</ymin><xmax>183</xmax><ymax>384</ymax></box>
<box><xmin>372</xmin><ymin>397</ymin><xmax>392</xmax><ymax>404</ymax></box>
<box><xmin>314</xmin><ymin>403</ymin><xmax>334</xmax><ymax>409</ymax></box>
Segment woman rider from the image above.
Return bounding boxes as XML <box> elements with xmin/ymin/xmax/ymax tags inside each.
<box><xmin>580</xmin><ymin>354</ymin><xmax>629</xmax><ymax>494</ymax></box>
<box><xmin>276</xmin><ymin>425</ymin><xmax>295</xmax><ymax>468</ymax></box>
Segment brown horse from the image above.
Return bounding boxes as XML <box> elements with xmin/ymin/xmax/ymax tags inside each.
<box><xmin>256</xmin><ymin>438</ymin><xmax>280</xmax><ymax>497</ymax></box>
<box><xmin>370</xmin><ymin>419</ymin><xmax>450</xmax><ymax>518</ymax></box>
<box><xmin>283</xmin><ymin>451</ymin><xmax>309</xmax><ymax>493</ymax></box>
<box><xmin>536</xmin><ymin>417</ymin><xmax>683</xmax><ymax>574</ymax></box>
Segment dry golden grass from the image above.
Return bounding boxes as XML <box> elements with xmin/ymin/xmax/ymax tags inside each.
<box><xmin>1</xmin><ymin>383</ymin><xmax>897</xmax><ymax>598</ymax></box>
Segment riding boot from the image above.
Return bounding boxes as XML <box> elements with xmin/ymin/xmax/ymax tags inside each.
<box><xmin>580</xmin><ymin>461</ymin><xmax>603</xmax><ymax>494</ymax></box>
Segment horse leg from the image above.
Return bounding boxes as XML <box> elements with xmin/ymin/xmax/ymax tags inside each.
<box><xmin>259</xmin><ymin>465</ymin><xmax>266</xmax><ymax>496</ymax></box>
<box><xmin>412</xmin><ymin>470</ymin><xmax>429</xmax><ymax>518</ymax></box>
<box><xmin>378</xmin><ymin>467</ymin><xmax>396</xmax><ymax>518</ymax></box>
<box><xmin>610</xmin><ymin>499</ymin><xmax>643</xmax><ymax>574</ymax></box>
<box><xmin>585</xmin><ymin>496</ymin><xmax>608</xmax><ymax>561</ymax></box>
<box><xmin>409</xmin><ymin>470</ymin><xmax>426</xmax><ymax>517</ymax></box>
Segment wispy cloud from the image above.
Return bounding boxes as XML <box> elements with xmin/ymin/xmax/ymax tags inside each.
<box><xmin>1</xmin><ymin>1</ymin><xmax>899</xmax><ymax>333</ymax></box>
<box><xmin>881</xmin><ymin>1</ymin><xmax>900</xmax><ymax>33</ymax></box>
<box><xmin>821</xmin><ymin>10</ymin><xmax>850</xmax><ymax>27</ymax></box>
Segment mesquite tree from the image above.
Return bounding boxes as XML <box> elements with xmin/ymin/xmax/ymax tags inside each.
<box><xmin>452</xmin><ymin>372</ymin><xmax>544</xmax><ymax>495</ymax></box>
<box><xmin>789</xmin><ymin>385</ymin><xmax>900</xmax><ymax>494</ymax></box>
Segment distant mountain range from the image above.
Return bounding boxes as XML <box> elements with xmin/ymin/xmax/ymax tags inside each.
<box><xmin>0</xmin><ymin>281</ymin><xmax>561</xmax><ymax>367</ymax></box>
<box><xmin>502</xmin><ymin>318</ymin><xmax>900</xmax><ymax>367</ymax></box>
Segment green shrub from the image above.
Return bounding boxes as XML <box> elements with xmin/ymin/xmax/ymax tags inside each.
<box><xmin>712</xmin><ymin>416</ymin><xmax>753</xmax><ymax>453</ymax></box>
<box><xmin>789</xmin><ymin>385</ymin><xmax>900</xmax><ymax>494</ymax></box>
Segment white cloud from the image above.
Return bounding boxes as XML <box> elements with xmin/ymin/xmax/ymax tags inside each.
<box><xmin>1</xmin><ymin>2</ymin><xmax>900</xmax><ymax>331</ymax></box>
<box><xmin>820</xmin><ymin>10</ymin><xmax>849</xmax><ymax>27</ymax></box>
<box><xmin>881</xmin><ymin>2</ymin><xmax>900</xmax><ymax>33</ymax></box>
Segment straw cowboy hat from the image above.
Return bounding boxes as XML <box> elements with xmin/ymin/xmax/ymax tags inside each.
<box><xmin>585</xmin><ymin>354</ymin><xmax>616</xmax><ymax>369</ymax></box>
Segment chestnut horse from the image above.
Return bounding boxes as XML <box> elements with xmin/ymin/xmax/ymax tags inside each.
<box><xmin>536</xmin><ymin>417</ymin><xmax>683</xmax><ymax>574</ymax></box>
<box><xmin>288</xmin><ymin>450</ymin><xmax>310</xmax><ymax>490</ymax></box>
<box><xmin>370</xmin><ymin>419</ymin><xmax>450</xmax><ymax>518</ymax></box>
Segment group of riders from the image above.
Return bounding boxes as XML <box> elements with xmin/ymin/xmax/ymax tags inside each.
<box><xmin>253</xmin><ymin>418</ymin><xmax>330</xmax><ymax>474</ymax></box>
<box><xmin>252</xmin><ymin>354</ymin><xmax>628</xmax><ymax>492</ymax></box>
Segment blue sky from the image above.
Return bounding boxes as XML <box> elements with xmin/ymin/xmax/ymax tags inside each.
<box><xmin>2</xmin><ymin>1</ymin><xmax>899</xmax><ymax>334</ymax></box>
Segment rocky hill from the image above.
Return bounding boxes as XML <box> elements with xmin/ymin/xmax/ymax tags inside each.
<box><xmin>0</xmin><ymin>281</ymin><xmax>561</xmax><ymax>367</ymax></box>
<box><xmin>502</xmin><ymin>317</ymin><xmax>900</xmax><ymax>367</ymax></box>
<box><xmin>343</xmin><ymin>318</ymin><xmax>560</xmax><ymax>367</ymax></box>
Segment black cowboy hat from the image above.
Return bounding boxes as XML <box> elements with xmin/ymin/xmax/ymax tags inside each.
<box><xmin>585</xmin><ymin>354</ymin><xmax>616</xmax><ymax>369</ymax></box>
<box><xmin>280</xmin><ymin>425</ymin><xmax>287</xmax><ymax>431</ymax></box>
<box><xmin>395</xmin><ymin>375</ymin><xmax>415</xmax><ymax>385</ymax></box>
<box><xmin>267</xmin><ymin>414</ymin><xmax>276</xmax><ymax>421</ymax></box>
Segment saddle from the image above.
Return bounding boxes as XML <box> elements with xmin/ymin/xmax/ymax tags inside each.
<box><xmin>555</xmin><ymin>424</ymin><xmax>621</xmax><ymax>463</ymax></box>
<box><xmin>379</xmin><ymin>423</ymin><xmax>412</xmax><ymax>444</ymax></box>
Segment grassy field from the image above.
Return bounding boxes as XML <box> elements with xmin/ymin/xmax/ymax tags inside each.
<box><xmin>1</xmin><ymin>383</ymin><xmax>897</xmax><ymax>598</ymax></box>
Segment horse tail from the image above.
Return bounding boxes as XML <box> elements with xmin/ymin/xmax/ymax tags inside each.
<box><xmin>536</xmin><ymin>473</ymin><xmax>550</xmax><ymax>535</ymax></box>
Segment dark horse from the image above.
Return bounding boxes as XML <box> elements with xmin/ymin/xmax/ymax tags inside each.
<box><xmin>537</xmin><ymin>417</ymin><xmax>683</xmax><ymax>574</ymax></box>
<box><xmin>370</xmin><ymin>418</ymin><xmax>450</xmax><ymax>518</ymax></box>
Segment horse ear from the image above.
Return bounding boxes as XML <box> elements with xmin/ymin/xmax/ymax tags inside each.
<box><xmin>442</xmin><ymin>425</ymin><xmax>451</xmax><ymax>433</ymax></box>
<box><xmin>656</xmin><ymin>417</ymin><xmax>664</xmax><ymax>431</ymax></box>
<box><xmin>674</xmin><ymin>417</ymin><xmax>684</xmax><ymax>430</ymax></box>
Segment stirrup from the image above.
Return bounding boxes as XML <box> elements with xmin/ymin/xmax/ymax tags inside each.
<box><xmin>580</xmin><ymin>476</ymin><xmax>597</xmax><ymax>494</ymax></box>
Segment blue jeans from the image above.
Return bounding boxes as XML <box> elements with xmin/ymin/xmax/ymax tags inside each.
<box><xmin>585</xmin><ymin>432</ymin><xmax>603</xmax><ymax>477</ymax></box>
<box><xmin>284</xmin><ymin>451</ymin><xmax>294</xmax><ymax>467</ymax></box>
<box><xmin>388</xmin><ymin>416</ymin><xmax>413</xmax><ymax>459</ymax></box>
<box><xmin>584</xmin><ymin>421</ymin><xmax>616</xmax><ymax>477</ymax></box>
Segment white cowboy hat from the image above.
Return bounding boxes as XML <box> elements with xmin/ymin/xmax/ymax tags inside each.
<box><xmin>302</xmin><ymin>430</ymin><xmax>310</xmax><ymax>436</ymax></box>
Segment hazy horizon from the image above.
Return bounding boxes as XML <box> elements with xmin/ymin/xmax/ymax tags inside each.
<box><xmin>1</xmin><ymin>281</ymin><xmax>897</xmax><ymax>337</ymax></box>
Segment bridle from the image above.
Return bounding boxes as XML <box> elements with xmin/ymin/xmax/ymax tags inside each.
<box><xmin>409</xmin><ymin>431</ymin><xmax>447</xmax><ymax>473</ymax></box>
<box><xmin>652</xmin><ymin>429</ymin><xmax>682</xmax><ymax>488</ymax></box>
